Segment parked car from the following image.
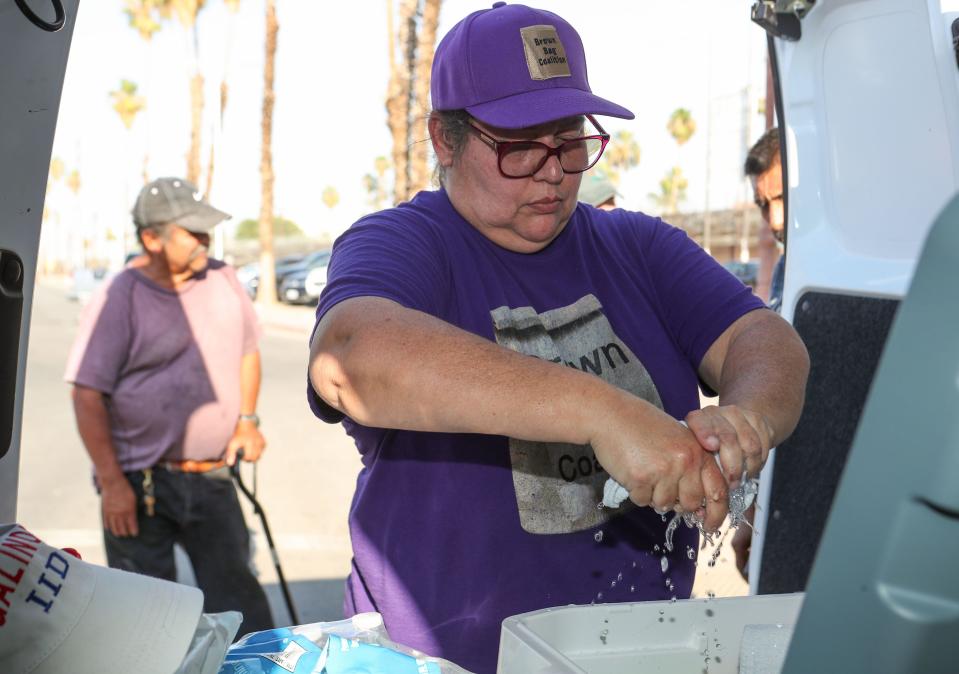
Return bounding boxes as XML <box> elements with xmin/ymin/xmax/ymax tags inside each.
<box><xmin>722</xmin><ymin>260</ymin><xmax>759</xmax><ymax>288</ymax></box>
<box><xmin>66</xmin><ymin>265</ymin><xmax>111</xmax><ymax>304</ymax></box>
<box><xmin>237</xmin><ymin>252</ymin><xmax>324</xmax><ymax>300</ymax></box>
<box><xmin>278</xmin><ymin>253</ymin><xmax>330</xmax><ymax>305</ymax></box>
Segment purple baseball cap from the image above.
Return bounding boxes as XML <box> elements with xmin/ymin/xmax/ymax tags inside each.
<box><xmin>431</xmin><ymin>2</ymin><xmax>634</xmax><ymax>129</ymax></box>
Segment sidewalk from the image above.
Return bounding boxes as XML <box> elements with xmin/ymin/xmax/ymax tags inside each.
<box><xmin>254</xmin><ymin>300</ymin><xmax>316</xmax><ymax>336</ymax></box>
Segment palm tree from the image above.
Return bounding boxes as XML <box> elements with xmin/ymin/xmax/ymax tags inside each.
<box><xmin>386</xmin><ymin>0</ymin><xmax>442</xmax><ymax>204</ymax></box>
<box><xmin>256</xmin><ymin>0</ymin><xmax>279</xmax><ymax>307</ymax></box>
<box><xmin>408</xmin><ymin>0</ymin><xmax>441</xmax><ymax>196</ymax></box>
<box><xmin>667</xmin><ymin>108</ymin><xmax>696</xmax><ymax>145</ymax></box>
<box><xmin>649</xmin><ymin>166</ymin><xmax>688</xmax><ymax>215</ymax></box>
<box><xmin>123</xmin><ymin>0</ymin><xmax>162</xmax><ymax>39</ymax></box>
<box><xmin>125</xmin><ymin>0</ymin><xmax>207</xmax><ymax>184</ymax></box>
<box><xmin>386</xmin><ymin>0</ymin><xmax>418</xmax><ymax>205</ymax></box>
<box><xmin>110</xmin><ymin>80</ymin><xmax>147</xmax><ymax>130</ymax></box>
<box><xmin>322</xmin><ymin>187</ymin><xmax>340</xmax><ymax>210</ymax></box>
<box><xmin>205</xmin><ymin>0</ymin><xmax>241</xmax><ymax>199</ymax></box>
<box><xmin>66</xmin><ymin>170</ymin><xmax>81</xmax><ymax>195</ymax></box>
<box><xmin>363</xmin><ymin>156</ymin><xmax>391</xmax><ymax>211</ymax></box>
<box><xmin>598</xmin><ymin>130</ymin><xmax>640</xmax><ymax>186</ymax></box>
<box><xmin>49</xmin><ymin>157</ymin><xmax>65</xmax><ymax>182</ymax></box>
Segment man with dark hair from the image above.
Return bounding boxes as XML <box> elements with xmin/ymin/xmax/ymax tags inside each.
<box><xmin>65</xmin><ymin>177</ymin><xmax>273</xmax><ymax>636</ymax></box>
<box><xmin>744</xmin><ymin>127</ymin><xmax>785</xmax><ymax>312</ymax></box>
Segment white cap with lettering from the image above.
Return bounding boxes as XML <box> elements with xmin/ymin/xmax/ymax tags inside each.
<box><xmin>0</xmin><ymin>523</ymin><xmax>203</xmax><ymax>673</ymax></box>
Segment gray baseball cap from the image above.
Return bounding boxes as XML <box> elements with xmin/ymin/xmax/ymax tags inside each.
<box><xmin>578</xmin><ymin>171</ymin><xmax>621</xmax><ymax>207</ymax></box>
<box><xmin>132</xmin><ymin>176</ymin><xmax>231</xmax><ymax>233</ymax></box>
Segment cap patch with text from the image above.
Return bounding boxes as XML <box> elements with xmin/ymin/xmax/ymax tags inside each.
<box><xmin>520</xmin><ymin>25</ymin><xmax>570</xmax><ymax>80</ymax></box>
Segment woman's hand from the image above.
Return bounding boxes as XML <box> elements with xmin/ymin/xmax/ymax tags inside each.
<box><xmin>590</xmin><ymin>392</ymin><xmax>729</xmax><ymax>532</ymax></box>
<box><xmin>685</xmin><ymin>405</ymin><xmax>774</xmax><ymax>485</ymax></box>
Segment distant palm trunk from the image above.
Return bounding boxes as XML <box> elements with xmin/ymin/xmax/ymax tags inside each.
<box><xmin>204</xmin><ymin>80</ymin><xmax>227</xmax><ymax>199</ymax></box>
<box><xmin>257</xmin><ymin>0</ymin><xmax>279</xmax><ymax>306</ymax></box>
<box><xmin>408</xmin><ymin>0</ymin><xmax>440</xmax><ymax>196</ymax></box>
<box><xmin>187</xmin><ymin>71</ymin><xmax>204</xmax><ymax>184</ymax></box>
<box><xmin>387</xmin><ymin>0</ymin><xmax>418</xmax><ymax>205</ymax></box>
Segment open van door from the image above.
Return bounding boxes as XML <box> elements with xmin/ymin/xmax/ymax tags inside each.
<box><xmin>749</xmin><ymin>0</ymin><xmax>959</xmax><ymax>596</ymax></box>
<box><xmin>0</xmin><ymin>0</ymin><xmax>79</xmax><ymax>522</ymax></box>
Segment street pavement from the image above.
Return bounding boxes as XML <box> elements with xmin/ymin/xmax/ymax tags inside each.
<box><xmin>15</xmin><ymin>280</ymin><xmax>744</xmax><ymax>631</ymax></box>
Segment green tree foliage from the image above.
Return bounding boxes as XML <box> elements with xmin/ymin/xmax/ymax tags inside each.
<box><xmin>667</xmin><ymin>108</ymin><xmax>696</xmax><ymax>145</ymax></box>
<box><xmin>648</xmin><ymin>166</ymin><xmax>688</xmax><ymax>215</ymax></box>
<box><xmin>597</xmin><ymin>130</ymin><xmax>640</xmax><ymax>185</ymax></box>
<box><xmin>235</xmin><ymin>216</ymin><xmax>302</xmax><ymax>240</ymax></box>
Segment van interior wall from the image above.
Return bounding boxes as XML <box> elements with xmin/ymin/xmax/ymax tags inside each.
<box><xmin>758</xmin><ymin>291</ymin><xmax>899</xmax><ymax>594</ymax></box>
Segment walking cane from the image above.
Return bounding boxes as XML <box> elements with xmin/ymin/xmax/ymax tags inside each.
<box><xmin>231</xmin><ymin>449</ymin><xmax>300</xmax><ymax>625</ymax></box>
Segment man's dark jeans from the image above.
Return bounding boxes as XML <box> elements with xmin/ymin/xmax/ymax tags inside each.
<box><xmin>104</xmin><ymin>465</ymin><xmax>274</xmax><ymax>637</ymax></box>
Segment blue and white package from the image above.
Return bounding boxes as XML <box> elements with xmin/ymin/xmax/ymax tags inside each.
<box><xmin>322</xmin><ymin>635</ymin><xmax>442</xmax><ymax>674</ymax></box>
<box><xmin>218</xmin><ymin>633</ymin><xmax>323</xmax><ymax>674</ymax></box>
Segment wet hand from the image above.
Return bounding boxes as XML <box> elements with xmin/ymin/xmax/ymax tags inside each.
<box><xmin>590</xmin><ymin>396</ymin><xmax>729</xmax><ymax>529</ymax></box>
<box><xmin>225</xmin><ymin>422</ymin><xmax>266</xmax><ymax>466</ymax></box>
<box><xmin>685</xmin><ymin>405</ymin><xmax>773</xmax><ymax>487</ymax></box>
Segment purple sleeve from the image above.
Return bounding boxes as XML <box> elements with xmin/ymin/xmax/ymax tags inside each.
<box><xmin>642</xmin><ymin>218</ymin><xmax>765</xmax><ymax>368</ymax></box>
<box><xmin>316</xmin><ymin>214</ymin><xmax>449</xmax><ymax>323</ymax></box>
<box><xmin>308</xmin><ymin>213</ymin><xmax>449</xmax><ymax>422</ymax></box>
<box><xmin>63</xmin><ymin>274</ymin><xmax>133</xmax><ymax>394</ymax></box>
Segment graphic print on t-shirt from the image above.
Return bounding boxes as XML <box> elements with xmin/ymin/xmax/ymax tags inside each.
<box><xmin>490</xmin><ymin>294</ymin><xmax>664</xmax><ymax>534</ymax></box>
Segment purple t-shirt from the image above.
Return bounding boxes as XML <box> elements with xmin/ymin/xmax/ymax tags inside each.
<box><xmin>308</xmin><ymin>189</ymin><xmax>763</xmax><ymax>673</ymax></box>
<box><xmin>65</xmin><ymin>260</ymin><xmax>260</xmax><ymax>472</ymax></box>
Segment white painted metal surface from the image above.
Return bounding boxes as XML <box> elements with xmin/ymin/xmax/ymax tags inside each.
<box><xmin>0</xmin><ymin>0</ymin><xmax>79</xmax><ymax>522</ymax></box>
<box><xmin>751</xmin><ymin>0</ymin><xmax>959</xmax><ymax>591</ymax></box>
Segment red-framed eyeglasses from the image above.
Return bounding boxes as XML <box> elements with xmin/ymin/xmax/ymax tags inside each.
<box><xmin>465</xmin><ymin>115</ymin><xmax>611</xmax><ymax>179</ymax></box>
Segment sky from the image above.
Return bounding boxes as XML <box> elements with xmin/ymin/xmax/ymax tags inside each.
<box><xmin>46</xmin><ymin>0</ymin><xmax>768</xmax><ymax>265</ymax></box>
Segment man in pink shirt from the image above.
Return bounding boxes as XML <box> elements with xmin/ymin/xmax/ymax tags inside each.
<box><xmin>65</xmin><ymin>177</ymin><xmax>272</xmax><ymax>635</ymax></box>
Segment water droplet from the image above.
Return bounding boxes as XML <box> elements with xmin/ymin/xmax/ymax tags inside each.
<box><xmin>654</xmin><ymin>544</ymin><xmax>660</xmax><ymax>552</ymax></box>
<box><xmin>670</xmin><ymin>597</ymin><xmax>677</xmax><ymax>603</ymax></box>
<box><xmin>597</xmin><ymin>592</ymin><xmax>604</xmax><ymax>601</ymax></box>
<box><xmin>599</xmin><ymin>629</ymin><xmax>609</xmax><ymax>645</ymax></box>
<box><xmin>610</xmin><ymin>580</ymin><xmax>617</xmax><ymax>588</ymax></box>
<box><xmin>630</xmin><ymin>584</ymin><xmax>635</xmax><ymax>592</ymax></box>
<box><xmin>773</xmin><ymin>509</ymin><xmax>782</xmax><ymax>520</ymax></box>
<box><xmin>659</xmin><ymin>610</ymin><xmax>664</xmax><ymax>615</ymax></box>
<box><xmin>661</xmin><ymin>514</ymin><xmax>667</xmax><ymax>521</ymax></box>
<box><xmin>687</xmin><ymin>546</ymin><xmax>695</xmax><ymax>559</ymax></box>
<box><xmin>661</xmin><ymin>556</ymin><xmax>669</xmax><ymax>573</ymax></box>
<box><xmin>594</xmin><ymin>530</ymin><xmax>604</xmax><ymax>543</ymax></box>
<box><xmin>617</xmin><ymin>572</ymin><xmax>623</xmax><ymax>582</ymax></box>
<box><xmin>669</xmin><ymin>616</ymin><xmax>676</xmax><ymax>623</ymax></box>
<box><xmin>658</xmin><ymin>617</ymin><xmax>664</xmax><ymax>623</ymax></box>
<box><xmin>707</xmin><ymin>591</ymin><xmax>716</xmax><ymax>599</ymax></box>
<box><xmin>705</xmin><ymin>608</ymin><xmax>714</xmax><ymax>617</ymax></box>
<box><xmin>632</xmin><ymin>561</ymin><xmax>637</xmax><ymax>568</ymax></box>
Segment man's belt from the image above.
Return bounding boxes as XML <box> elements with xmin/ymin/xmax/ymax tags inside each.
<box><xmin>158</xmin><ymin>459</ymin><xmax>226</xmax><ymax>473</ymax></box>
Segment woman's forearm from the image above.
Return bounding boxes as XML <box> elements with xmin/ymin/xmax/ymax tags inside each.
<box><xmin>309</xmin><ymin>296</ymin><xmax>627</xmax><ymax>445</ymax></box>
